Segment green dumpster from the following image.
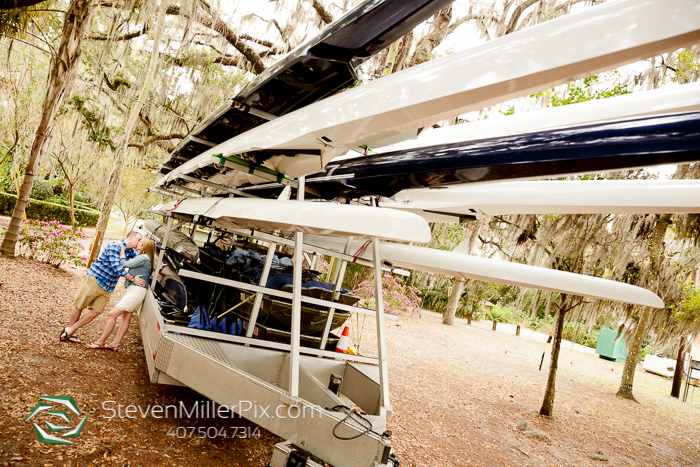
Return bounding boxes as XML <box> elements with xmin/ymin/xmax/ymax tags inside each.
<box><xmin>595</xmin><ymin>328</ymin><xmax>628</xmax><ymax>362</ymax></box>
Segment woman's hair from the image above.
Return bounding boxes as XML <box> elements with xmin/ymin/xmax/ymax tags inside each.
<box><xmin>141</xmin><ymin>238</ymin><xmax>156</xmax><ymax>271</ymax></box>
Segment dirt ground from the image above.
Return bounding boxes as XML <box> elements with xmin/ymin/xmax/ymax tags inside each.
<box><xmin>1</xmin><ymin>256</ymin><xmax>699</xmax><ymax>466</ymax></box>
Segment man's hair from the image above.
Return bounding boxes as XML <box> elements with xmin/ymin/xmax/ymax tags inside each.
<box><xmin>126</xmin><ymin>231</ymin><xmax>142</xmax><ymax>239</ymax></box>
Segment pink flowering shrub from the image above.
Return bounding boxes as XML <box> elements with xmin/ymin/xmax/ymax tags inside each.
<box><xmin>1</xmin><ymin>219</ymin><xmax>89</xmax><ymax>267</ymax></box>
<box><xmin>353</xmin><ymin>274</ymin><xmax>422</xmax><ymax>318</ymax></box>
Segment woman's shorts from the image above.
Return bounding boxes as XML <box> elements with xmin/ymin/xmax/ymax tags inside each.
<box><xmin>115</xmin><ymin>286</ymin><xmax>148</xmax><ymax>312</ymax></box>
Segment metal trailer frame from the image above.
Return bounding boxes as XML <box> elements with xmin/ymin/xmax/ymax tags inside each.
<box><xmin>138</xmin><ymin>199</ymin><xmax>412</xmax><ymax>467</ymax></box>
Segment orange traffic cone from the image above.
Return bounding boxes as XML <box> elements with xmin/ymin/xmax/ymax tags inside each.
<box><xmin>335</xmin><ymin>325</ymin><xmax>350</xmax><ymax>353</ymax></box>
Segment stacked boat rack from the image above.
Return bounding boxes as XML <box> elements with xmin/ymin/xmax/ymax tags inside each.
<box><xmin>138</xmin><ymin>194</ymin><xmax>431</xmax><ymax>467</ymax></box>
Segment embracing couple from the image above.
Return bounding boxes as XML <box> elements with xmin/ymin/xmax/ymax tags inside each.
<box><xmin>60</xmin><ymin>231</ymin><xmax>155</xmax><ymax>351</ymax></box>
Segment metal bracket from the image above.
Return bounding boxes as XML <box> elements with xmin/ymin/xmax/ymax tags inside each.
<box><xmin>215</xmin><ymin>153</ymin><xmax>299</xmax><ymax>188</ymax></box>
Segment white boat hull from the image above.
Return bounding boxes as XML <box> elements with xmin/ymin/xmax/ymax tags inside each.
<box><xmin>304</xmin><ymin>235</ymin><xmax>664</xmax><ymax>309</ymax></box>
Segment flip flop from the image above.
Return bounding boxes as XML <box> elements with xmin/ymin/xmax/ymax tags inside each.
<box><xmin>60</xmin><ymin>327</ymin><xmax>82</xmax><ymax>344</ymax></box>
<box><xmin>85</xmin><ymin>342</ymin><xmax>108</xmax><ymax>350</ymax></box>
<box><xmin>67</xmin><ymin>334</ymin><xmax>81</xmax><ymax>344</ymax></box>
<box><xmin>104</xmin><ymin>344</ymin><xmax>119</xmax><ymax>352</ymax></box>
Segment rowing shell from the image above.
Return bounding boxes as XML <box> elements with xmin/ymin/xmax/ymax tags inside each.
<box><xmin>156</xmin><ymin>0</ymin><xmax>700</xmax><ymax>189</ymax></box>
<box><xmin>304</xmin><ymin>235</ymin><xmax>664</xmax><ymax>309</ymax></box>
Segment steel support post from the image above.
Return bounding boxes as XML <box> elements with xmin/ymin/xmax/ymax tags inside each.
<box><xmin>319</xmin><ymin>236</ymin><xmax>354</xmax><ymax>349</ymax></box>
<box><xmin>372</xmin><ymin>237</ymin><xmax>391</xmax><ymax>416</ymax></box>
<box><xmin>289</xmin><ymin>176</ymin><xmax>305</xmax><ymax>397</ymax></box>
<box><xmin>151</xmin><ymin>216</ymin><xmax>174</xmax><ymax>290</ymax></box>
<box><xmin>246</xmin><ymin>241</ymin><xmax>277</xmax><ymax>339</ymax></box>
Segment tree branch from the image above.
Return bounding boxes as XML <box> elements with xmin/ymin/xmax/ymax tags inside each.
<box><xmin>134</xmin><ymin>110</ymin><xmax>187</xmax><ymax>148</ymax></box>
<box><xmin>408</xmin><ymin>5</ymin><xmax>453</xmax><ymax>68</ymax></box>
<box><xmin>554</xmin><ymin>0</ymin><xmax>601</xmax><ymax>15</ymax></box>
<box><xmin>505</xmin><ymin>0</ymin><xmax>541</xmax><ymax>35</ymax></box>
<box><xmin>128</xmin><ymin>131</ymin><xmax>187</xmax><ymax>149</ymax></box>
<box><xmin>239</xmin><ymin>32</ymin><xmax>274</xmax><ymax>49</ymax></box>
<box><xmin>162</xmin><ymin>49</ymin><xmax>246</xmax><ymax>69</ymax></box>
<box><xmin>448</xmin><ymin>14</ymin><xmax>498</xmax><ymax>35</ymax></box>
<box><xmin>166</xmin><ymin>1</ymin><xmax>266</xmax><ymax>74</ymax></box>
<box><xmin>213</xmin><ymin>54</ymin><xmax>244</xmax><ymax>67</ymax></box>
<box><xmin>478</xmin><ymin>235</ymin><xmax>516</xmax><ymax>261</ymax></box>
<box><xmin>311</xmin><ymin>0</ymin><xmax>333</xmax><ymax>25</ymax></box>
<box><xmin>89</xmin><ymin>22</ymin><xmax>149</xmax><ymax>41</ymax></box>
<box><xmin>103</xmin><ymin>71</ymin><xmax>131</xmax><ymax>91</ymax></box>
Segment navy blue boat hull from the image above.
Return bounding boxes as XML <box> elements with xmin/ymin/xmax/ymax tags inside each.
<box><xmin>313</xmin><ymin>112</ymin><xmax>700</xmax><ymax>199</ymax></box>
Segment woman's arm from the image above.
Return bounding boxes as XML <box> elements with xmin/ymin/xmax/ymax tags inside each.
<box><xmin>121</xmin><ymin>255</ymin><xmax>148</xmax><ymax>268</ymax></box>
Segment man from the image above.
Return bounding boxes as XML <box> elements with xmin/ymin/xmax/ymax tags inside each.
<box><xmin>60</xmin><ymin>231</ymin><xmax>147</xmax><ymax>343</ymax></box>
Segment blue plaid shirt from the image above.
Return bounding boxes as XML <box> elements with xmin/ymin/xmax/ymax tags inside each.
<box><xmin>87</xmin><ymin>240</ymin><xmax>138</xmax><ymax>292</ymax></box>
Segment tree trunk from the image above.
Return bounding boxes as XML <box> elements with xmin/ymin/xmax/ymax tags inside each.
<box><xmin>0</xmin><ymin>0</ymin><xmax>95</xmax><ymax>256</ymax></box>
<box><xmin>408</xmin><ymin>5</ymin><xmax>452</xmax><ymax>68</ymax></box>
<box><xmin>89</xmin><ymin>1</ymin><xmax>167</xmax><ymax>262</ymax></box>
<box><xmin>616</xmin><ymin>307</ymin><xmax>651</xmax><ymax>402</ymax></box>
<box><xmin>443</xmin><ymin>278</ymin><xmax>465</xmax><ymax>325</ymax></box>
<box><xmin>69</xmin><ymin>185</ymin><xmax>76</xmax><ymax>226</ymax></box>
<box><xmin>671</xmin><ymin>335</ymin><xmax>688</xmax><ymax>399</ymax></box>
<box><xmin>617</xmin><ymin>213</ymin><xmax>671</xmax><ymax>401</ymax></box>
<box><xmin>392</xmin><ymin>31</ymin><xmax>413</xmax><ymax>73</ymax></box>
<box><xmin>443</xmin><ymin>220</ymin><xmax>483</xmax><ymax>325</ymax></box>
<box><xmin>539</xmin><ymin>295</ymin><xmax>569</xmax><ymax>417</ymax></box>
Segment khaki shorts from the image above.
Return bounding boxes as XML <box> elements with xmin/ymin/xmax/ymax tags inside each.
<box><xmin>73</xmin><ymin>275</ymin><xmax>111</xmax><ymax>313</ymax></box>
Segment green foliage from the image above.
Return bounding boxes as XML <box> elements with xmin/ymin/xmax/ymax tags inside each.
<box><xmin>114</xmin><ymin>167</ymin><xmax>161</xmax><ymax>231</ymax></box>
<box><xmin>0</xmin><ymin>5</ymin><xmax>54</xmax><ymax>38</ymax></box>
<box><xmin>474</xmin><ymin>301</ymin><xmax>601</xmax><ymax>344</ymax></box>
<box><xmin>0</xmin><ymin>218</ymin><xmax>89</xmax><ymax>267</ymax></box>
<box><xmin>59</xmin><ymin>94</ymin><xmax>115</xmax><ymax>150</ymax></box>
<box><xmin>639</xmin><ymin>345</ymin><xmax>652</xmax><ymax>363</ymax></box>
<box><xmin>499</xmin><ymin>105</ymin><xmax>515</xmax><ymax>116</ymax></box>
<box><xmin>29</xmin><ymin>178</ymin><xmax>53</xmax><ymax>201</ymax></box>
<box><xmin>672</xmin><ymin>280</ymin><xmax>700</xmax><ymax>323</ymax></box>
<box><xmin>0</xmin><ymin>161</ymin><xmax>14</xmax><ymax>192</ymax></box>
<box><xmin>530</xmin><ymin>72</ymin><xmax>631</xmax><ymax>107</ymax></box>
<box><xmin>671</xmin><ymin>50</ymin><xmax>700</xmax><ymax>84</ymax></box>
<box><xmin>524</xmin><ymin>314</ymin><xmax>556</xmax><ymax>335</ymax></box>
<box><xmin>48</xmin><ymin>176</ymin><xmax>65</xmax><ymax>195</ymax></box>
<box><xmin>0</xmin><ymin>192</ymin><xmax>99</xmax><ymax>226</ymax></box>
<box><xmin>562</xmin><ymin>322</ymin><xmax>599</xmax><ymax>348</ymax></box>
<box><xmin>5</xmin><ymin>173</ymin><xmax>54</xmax><ymax>201</ymax></box>
<box><xmin>340</xmin><ymin>262</ymin><xmax>365</xmax><ymax>292</ymax></box>
<box><xmin>486</xmin><ymin>302</ymin><xmax>515</xmax><ymax>323</ymax></box>
<box><xmin>49</xmin><ymin>195</ymin><xmax>69</xmax><ymax>206</ymax></box>
<box><xmin>431</xmin><ymin>223</ymin><xmax>467</xmax><ymax>251</ymax></box>
<box><xmin>420</xmin><ymin>289</ymin><xmax>449</xmax><ymax>312</ymax></box>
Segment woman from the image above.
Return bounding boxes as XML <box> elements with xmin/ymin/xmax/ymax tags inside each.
<box><xmin>86</xmin><ymin>237</ymin><xmax>155</xmax><ymax>351</ymax></box>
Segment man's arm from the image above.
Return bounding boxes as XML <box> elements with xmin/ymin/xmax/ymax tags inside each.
<box><xmin>116</xmin><ymin>243</ymin><xmax>147</xmax><ymax>286</ymax></box>
<box><xmin>105</xmin><ymin>242</ymin><xmax>129</xmax><ymax>277</ymax></box>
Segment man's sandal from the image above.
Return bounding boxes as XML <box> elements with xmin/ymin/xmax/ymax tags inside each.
<box><xmin>59</xmin><ymin>328</ymin><xmax>82</xmax><ymax>344</ymax></box>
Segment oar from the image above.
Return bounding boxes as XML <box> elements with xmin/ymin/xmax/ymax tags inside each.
<box><xmin>218</xmin><ymin>294</ymin><xmax>256</xmax><ymax>319</ymax></box>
